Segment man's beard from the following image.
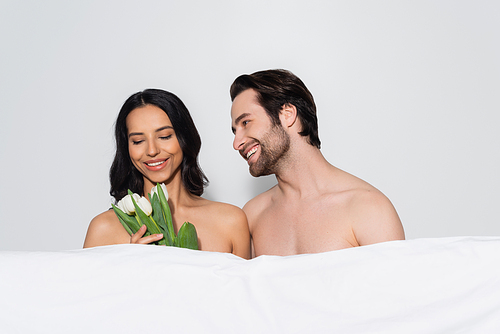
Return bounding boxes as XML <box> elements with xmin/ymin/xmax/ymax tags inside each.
<box><xmin>249</xmin><ymin>124</ymin><xmax>290</xmax><ymax>177</ymax></box>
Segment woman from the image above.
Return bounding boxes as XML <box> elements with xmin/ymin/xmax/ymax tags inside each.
<box><xmin>84</xmin><ymin>89</ymin><xmax>251</xmax><ymax>259</ymax></box>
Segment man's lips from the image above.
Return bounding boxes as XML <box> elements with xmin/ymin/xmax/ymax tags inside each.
<box><xmin>144</xmin><ymin>158</ymin><xmax>168</xmax><ymax>171</ymax></box>
<box><xmin>246</xmin><ymin>146</ymin><xmax>258</xmax><ymax>160</ymax></box>
<box><xmin>241</xmin><ymin>144</ymin><xmax>259</xmax><ymax>161</ymax></box>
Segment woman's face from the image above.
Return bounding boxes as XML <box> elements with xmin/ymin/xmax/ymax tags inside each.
<box><xmin>126</xmin><ymin>104</ymin><xmax>183</xmax><ymax>190</ymax></box>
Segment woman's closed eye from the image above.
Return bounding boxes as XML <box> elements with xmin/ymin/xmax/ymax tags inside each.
<box><xmin>160</xmin><ymin>134</ymin><xmax>173</xmax><ymax>140</ymax></box>
<box><xmin>131</xmin><ymin>140</ymin><xmax>144</xmax><ymax>145</ymax></box>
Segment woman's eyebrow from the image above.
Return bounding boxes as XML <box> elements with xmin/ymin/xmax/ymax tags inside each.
<box><xmin>155</xmin><ymin>125</ymin><xmax>173</xmax><ymax>132</ymax></box>
<box><xmin>128</xmin><ymin>126</ymin><xmax>173</xmax><ymax>138</ymax></box>
<box><xmin>128</xmin><ymin>131</ymin><xmax>143</xmax><ymax>137</ymax></box>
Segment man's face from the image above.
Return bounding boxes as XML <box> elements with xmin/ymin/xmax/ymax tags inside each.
<box><xmin>231</xmin><ymin>89</ymin><xmax>290</xmax><ymax>177</ymax></box>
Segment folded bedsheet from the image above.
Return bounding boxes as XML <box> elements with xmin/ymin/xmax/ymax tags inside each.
<box><xmin>1</xmin><ymin>236</ymin><xmax>499</xmax><ymax>333</ymax></box>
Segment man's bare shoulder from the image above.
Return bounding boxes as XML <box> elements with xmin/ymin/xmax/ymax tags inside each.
<box><xmin>242</xmin><ymin>185</ymin><xmax>278</xmax><ymax>222</ymax></box>
<box><xmin>325</xmin><ymin>167</ymin><xmax>404</xmax><ymax>239</ymax></box>
<box><xmin>344</xmin><ymin>185</ymin><xmax>405</xmax><ymax>246</ymax></box>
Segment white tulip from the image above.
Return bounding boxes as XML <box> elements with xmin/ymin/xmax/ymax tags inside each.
<box><xmin>150</xmin><ymin>183</ymin><xmax>169</xmax><ymax>200</ymax></box>
<box><xmin>117</xmin><ymin>194</ymin><xmax>136</xmax><ymax>215</ymax></box>
<box><xmin>116</xmin><ymin>193</ymin><xmax>152</xmax><ymax>215</ymax></box>
<box><xmin>136</xmin><ymin>196</ymin><xmax>153</xmax><ymax>216</ymax></box>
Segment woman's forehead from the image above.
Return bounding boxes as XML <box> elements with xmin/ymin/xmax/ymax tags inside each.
<box><xmin>126</xmin><ymin>105</ymin><xmax>173</xmax><ymax>132</ymax></box>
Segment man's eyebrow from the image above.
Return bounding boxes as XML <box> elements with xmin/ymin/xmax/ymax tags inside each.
<box><xmin>128</xmin><ymin>126</ymin><xmax>173</xmax><ymax>138</ymax></box>
<box><xmin>231</xmin><ymin>113</ymin><xmax>251</xmax><ymax>134</ymax></box>
<box><xmin>234</xmin><ymin>113</ymin><xmax>251</xmax><ymax>126</ymax></box>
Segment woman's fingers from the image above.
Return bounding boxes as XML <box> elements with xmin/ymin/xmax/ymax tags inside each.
<box><xmin>130</xmin><ymin>225</ymin><xmax>147</xmax><ymax>243</ymax></box>
<box><xmin>130</xmin><ymin>225</ymin><xmax>163</xmax><ymax>244</ymax></box>
<box><xmin>138</xmin><ymin>233</ymin><xmax>164</xmax><ymax>244</ymax></box>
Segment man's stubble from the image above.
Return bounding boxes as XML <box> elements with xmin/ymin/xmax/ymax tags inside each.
<box><xmin>249</xmin><ymin>123</ymin><xmax>291</xmax><ymax>177</ymax></box>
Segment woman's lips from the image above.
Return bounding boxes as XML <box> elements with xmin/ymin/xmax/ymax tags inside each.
<box><xmin>144</xmin><ymin>158</ymin><xmax>168</xmax><ymax>171</ymax></box>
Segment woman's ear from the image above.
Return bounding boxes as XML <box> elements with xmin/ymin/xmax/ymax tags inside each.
<box><xmin>280</xmin><ymin>103</ymin><xmax>298</xmax><ymax>128</ymax></box>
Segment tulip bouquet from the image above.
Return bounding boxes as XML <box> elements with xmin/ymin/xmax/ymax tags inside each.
<box><xmin>111</xmin><ymin>183</ymin><xmax>198</xmax><ymax>250</ymax></box>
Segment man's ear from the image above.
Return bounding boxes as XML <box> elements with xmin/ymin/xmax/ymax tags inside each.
<box><xmin>280</xmin><ymin>103</ymin><xmax>298</xmax><ymax>128</ymax></box>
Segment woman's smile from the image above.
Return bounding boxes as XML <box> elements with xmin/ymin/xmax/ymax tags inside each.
<box><xmin>144</xmin><ymin>158</ymin><xmax>169</xmax><ymax>171</ymax></box>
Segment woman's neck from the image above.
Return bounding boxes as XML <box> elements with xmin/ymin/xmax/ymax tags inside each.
<box><xmin>142</xmin><ymin>171</ymin><xmax>192</xmax><ymax>210</ymax></box>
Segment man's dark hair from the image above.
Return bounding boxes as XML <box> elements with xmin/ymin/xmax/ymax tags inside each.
<box><xmin>230</xmin><ymin>69</ymin><xmax>321</xmax><ymax>149</ymax></box>
<box><xmin>110</xmin><ymin>89</ymin><xmax>208</xmax><ymax>201</ymax></box>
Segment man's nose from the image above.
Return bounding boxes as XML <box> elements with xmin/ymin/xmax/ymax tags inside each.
<box><xmin>233</xmin><ymin>131</ymin><xmax>245</xmax><ymax>151</ymax></box>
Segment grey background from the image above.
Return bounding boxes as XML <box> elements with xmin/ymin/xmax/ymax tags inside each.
<box><xmin>1</xmin><ymin>0</ymin><xmax>499</xmax><ymax>251</ymax></box>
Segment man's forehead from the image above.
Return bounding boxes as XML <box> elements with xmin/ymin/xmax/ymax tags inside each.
<box><xmin>231</xmin><ymin>89</ymin><xmax>259</xmax><ymax>119</ymax></box>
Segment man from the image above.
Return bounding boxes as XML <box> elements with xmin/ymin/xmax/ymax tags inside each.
<box><xmin>230</xmin><ymin>69</ymin><xmax>405</xmax><ymax>257</ymax></box>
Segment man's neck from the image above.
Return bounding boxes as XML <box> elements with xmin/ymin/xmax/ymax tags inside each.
<box><xmin>274</xmin><ymin>143</ymin><xmax>333</xmax><ymax>198</ymax></box>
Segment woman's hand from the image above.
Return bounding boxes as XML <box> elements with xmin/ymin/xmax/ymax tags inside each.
<box><xmin>130</xmin><ymin>225</ymin><xmax>164</xmax><ymax>244</ymax></box>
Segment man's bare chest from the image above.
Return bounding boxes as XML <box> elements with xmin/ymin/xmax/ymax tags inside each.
<box><xmin>250</xmin><ymin>200</ymin><xmax>358</xmax><ymax>255</ymax></box>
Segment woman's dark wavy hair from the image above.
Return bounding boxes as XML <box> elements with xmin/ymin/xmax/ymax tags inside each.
<box><xmin>230</xmin><ymin>69</ymin><xmax>321</xmax><ymax>149</ymax></box>
<box><xmin>110</xmin><ymin>89</ymin><xmax>208</xmax><ymax>202</ymax></box>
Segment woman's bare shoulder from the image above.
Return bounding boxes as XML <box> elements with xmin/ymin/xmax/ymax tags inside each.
<box><xmin>83</xmin><ymin>209</ymin><xmax>130</xmax><ymax>248</ymax></box>
<box><xmin>196</xmin><ymin>198</ymin><xmax>250</xmax><ymax>259</ymax></box>
<box><xmin>197</xmin><ymin>198</ymin><xmax>247</xmax><ymax>224</ymax></box>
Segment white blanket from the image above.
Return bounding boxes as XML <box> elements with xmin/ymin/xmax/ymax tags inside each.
<box><xmin>1</xmin><ymin>237</ymin><xmax>500</xmax><ymax>333</ymax></box>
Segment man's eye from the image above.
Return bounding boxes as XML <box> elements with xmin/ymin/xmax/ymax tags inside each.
<box><xmin>242</xmin><ymin>120</ymin><xmax>249</xmax><ymax>126</ymax></box>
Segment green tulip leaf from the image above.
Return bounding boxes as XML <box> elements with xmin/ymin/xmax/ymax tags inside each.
<box><xmin>112</xmin><ymin>203</ymin><xmax>140</xmax><ymax>234</ymax></box>
<box><xmin>151</xmin><ymin>193</ymin><xmax>173</xmax><ymax>246</ymax></box>
<box><xmin>156</xmin><ymin>183</ymin><xmax>176</xmax><ymax>245</ymax></box>
<box><xmin>177</xmin><ymin>222</ymin><xmax>199</xmax><ymax>250</ymax></box>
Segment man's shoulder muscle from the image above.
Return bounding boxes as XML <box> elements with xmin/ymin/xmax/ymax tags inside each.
<box><xmin>347</xmin><ymin>188</ymin><xmax>405</xmax><ymax>245</ymax></box>
<box><xmin>242</xmin><ymin>187</ymin><xmax>276</xmax><ymax>227</ymax></box>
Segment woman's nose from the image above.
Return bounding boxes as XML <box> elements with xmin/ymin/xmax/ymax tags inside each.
<box><xmin>147</xmin><ymin>141</ymin><xmax>160</xmax><ymax>156</ymax></box>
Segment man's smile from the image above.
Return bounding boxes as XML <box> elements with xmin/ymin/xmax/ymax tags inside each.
<box><xmin>246</xmin><ymin>146</ymin><xmax>258</xmax><ymax>160</ymax></box>
<box><xmin>241</xmin><ymin>143</ymin><xmax>260</xmax><ymax>162</ymax></box>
